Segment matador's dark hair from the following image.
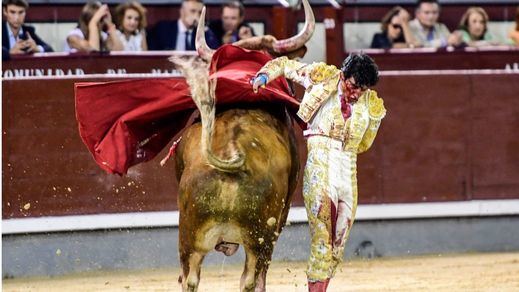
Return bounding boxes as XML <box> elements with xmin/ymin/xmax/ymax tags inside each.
<box><xmin>341</xmin><ymin>53</ymin><xmax>379</xmax><ymax>88</ymax></box>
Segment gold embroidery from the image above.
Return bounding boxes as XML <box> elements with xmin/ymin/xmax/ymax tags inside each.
<box><xmin>309</xmin><ymin>63</ymin><xmax>339</xmax><ymax>84</ymax></box>
<box><xmin>357</xmin><ymin>90</ymin><xmax>386</xmax><ymax>153</ymax></box>
<box><xmin>329</xmin><ymin>98</ymin><xmax>345</xmax><ymax>140</ymax></box>
<box><xmin>298</xmin><ymin>72</ymin><xmax>340</xmax><ymax>123</ymax></box>
<box><xmin>367</xmin><ymin>90</ymin><xmax>387</xmax><ymax>120</ymax></box>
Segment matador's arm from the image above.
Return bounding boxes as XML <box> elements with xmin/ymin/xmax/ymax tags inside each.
<box><xmin>254</xmin><ymin>56</ymin><xmax>341</xmax><ymax>123</ymax></box>
<box><xmin>255</xmin><ymin>56</ymin><xmax>340</xmax><ymax>89</ymax></box>
<box><xmin>357</xmin><ymin>90</ymin><xmax>387</xmax><ymax>154</ymax></box>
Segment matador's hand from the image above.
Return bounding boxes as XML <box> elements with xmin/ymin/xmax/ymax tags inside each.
<box><xmin>251</xmin><ymin>73</ymin><xmax>268</xmax><ymax>93</ymax></box>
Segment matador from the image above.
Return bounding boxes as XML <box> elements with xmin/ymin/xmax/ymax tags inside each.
<box><xmin>252</xmin><ymin>53</ymin><xmax>386</xmax><ymax>291</ymax></box>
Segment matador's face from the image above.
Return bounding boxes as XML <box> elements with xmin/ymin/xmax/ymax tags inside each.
<box><xmin>340</xmin><ymin>73</ymin><xmax>367</xmax><ymax>103</ymax></box>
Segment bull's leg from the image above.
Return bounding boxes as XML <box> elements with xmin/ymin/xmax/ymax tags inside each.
<box><xmin>240</xmin><ymin>244</ymin><xmax>274</xmax><ymax>292</ymax></box>
<box><xmin>253</xmin><ymin>247</ymin><xmax>274</xmax><ymax>292</ymax></box>
<box><xmin>253</xmin><ymin>261</ymin><xmax>269</xmax><ymax>292</ymax></box>
<box><xmin>240</xmin><ymin>246</ymin><xmax>259</xmax><ymax>292</ymax></box>
<box><xmin>180</xmin><ymin>248</ymin><xmax>205</xmax><ymax>292</ymax></box>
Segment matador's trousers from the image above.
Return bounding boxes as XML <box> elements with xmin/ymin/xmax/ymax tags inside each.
<box><xmin>303</xmin><ymin>136</ymin><xmax>358</xmax><ymax>282</ymax></box>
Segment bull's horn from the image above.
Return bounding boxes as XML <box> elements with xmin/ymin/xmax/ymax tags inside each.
<box><xmin>273</xmin><ymin>0</ymin><xmax>315</xmax><ymax>53</ymax></box>
<box><xmin>195</xmin><ymin>7</ymin><xmax>215</xmax><ymax>62</ymax></box>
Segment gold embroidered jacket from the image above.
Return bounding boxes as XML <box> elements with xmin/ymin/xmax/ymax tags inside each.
<box><xmin>257</xmin><ymin>56</ymin><xmax>386</xmax><ymax>154</ymax></box>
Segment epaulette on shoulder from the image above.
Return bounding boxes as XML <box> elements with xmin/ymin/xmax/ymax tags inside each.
<box><xmin>309</xmin><ymin>62</ymin><xmax>340</xmax><ymax>84</ymax></box>
<box><xmin>367</xmin><ymin>90</ymin><xmax>386</xmax><ymax>120</ymax></box>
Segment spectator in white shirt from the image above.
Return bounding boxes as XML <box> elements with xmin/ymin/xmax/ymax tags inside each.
<box><xmin>64</xmin><ymin>1</ymin><xmax>123</xmax><ymax>52</ymax></box>
<box><xmin>114</xmin><ymin>1</ymin><xmax>148</xmax><ymax>51</ymax></box>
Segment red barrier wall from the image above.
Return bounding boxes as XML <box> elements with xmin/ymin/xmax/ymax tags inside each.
<box><xmin>3</xmin><ymin>67</ymin><xmax>519</xmax><ymax>219</ymax></box>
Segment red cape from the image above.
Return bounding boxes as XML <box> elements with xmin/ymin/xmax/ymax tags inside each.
<box><xmin>75</xmin><ymin>45</ymin><xmax>300</xmax><ymax>175</ymax></box>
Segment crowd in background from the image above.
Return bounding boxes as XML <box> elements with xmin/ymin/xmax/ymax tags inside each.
<box><xmin>2</xmin><ymin>0</ymin><xmax>255</xmax><ymax>59</ymax></box>
<box><xmin>2</xmin><ymin>0</ymin><xmax>519</xmax><ymax>60</ymax></box>
<box><xmin>370</xmin><ymin>0</ymin><xmax>519</xmax><ymax>49</ymax></box>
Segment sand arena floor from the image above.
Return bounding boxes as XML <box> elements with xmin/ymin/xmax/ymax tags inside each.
<box><xmin>4</xmin><ymin>252</ymin><xmax>519</xmax><ymax>291</ymax></box>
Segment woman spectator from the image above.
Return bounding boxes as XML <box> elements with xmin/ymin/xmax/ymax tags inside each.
<box><xmin>455</xmin><ymin>7</ymin><xmax>498</xmax><ymax>47</ymax></box>
<box><xmin>64</xmin><ymin>1</ymin><xmax>123</xmax><ymax>52</ymax></box>
<box><xmin>371</xmin><ymin>6</ymin><xmax>417</xmax><ymax>49</ymax></box>
<box><xmin>115</xmin><ymin>1</ymin><xmax>148</xmax><ymax>51</ymax></box>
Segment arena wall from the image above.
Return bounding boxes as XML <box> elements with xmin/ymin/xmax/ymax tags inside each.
<box><xmin>3</xmin><ymin>59</ymin><xmax>519</xmax><ymax>221</ymax></box>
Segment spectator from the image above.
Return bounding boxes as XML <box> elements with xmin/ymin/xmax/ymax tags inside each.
<box><xmin>455</xmin><ymin>7</ymin><xmax>498</xmax><ymax>47</ymax></box>
<box><xmin>206</xmin><ymin>0</ymin><xmax>255</xmax><ymax>49</ymax></box>
<box><xmin>371</xmin><ymin>6</ymin><xmax>417</xmax><ymax>49</ymax></box>
<box><xmin>64</xmin><ymin>1</ymin><xmax>123</xmax><ymax>52</ymax></box>
<box><xmin>508</xmin><ymin>7</ymin><xmax>519</xmax><ymax>46</ymax></box>
<box><xmin>2</xmin><ymin>0</ymin><xmax>53</xmax><ymax>60</ymax></box>
<box><xmin>409</xmin><ymin>0</ymin><xmax>461</xmax><ymax>48</ymax></box>
<box><xmin>147</xmin><ymin>0</ymin><xmax>203</xmax><ymax>51</ymax></box>
<box><xmin>115</xmin><ymin>1</ymin><xmax>147</xmax><ymax>51</ymax></box>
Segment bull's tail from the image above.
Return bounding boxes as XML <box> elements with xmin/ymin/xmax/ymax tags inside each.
<box><xmin>170</xmin><ymin>56</ymin><xmax>245</xmax><ymax>172</ymax></box>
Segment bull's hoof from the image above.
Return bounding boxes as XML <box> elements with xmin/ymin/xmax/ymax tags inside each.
<box><xmin>243</xmin><ymin>284</ymin><xmax>256</xmax><ymax>292</ymax></box>
<box><xmin>215</xmin><ymin>242</ymin><xmax>240</xmax><ymax>256</ymax></box>
<box><xmin>186</xmin><ymin>283</ymin><xmax>197</xmax><ymax>292</ymax></box>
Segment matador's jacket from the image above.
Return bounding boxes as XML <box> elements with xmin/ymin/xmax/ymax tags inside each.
<box><xmin>257</xmin><ymin>56</ymin><xmax>387</xmax><ymax>281</ymax></box>
<box><xmin>257</xmin><ymin>56</ymin><xmax>386</xmax><ymax>151</ymax></box>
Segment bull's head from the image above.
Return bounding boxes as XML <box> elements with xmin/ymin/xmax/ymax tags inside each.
<box><xmin>196</xmin><ymin>0</ymin><xmax>315</xmax><ymax>62</ymax></box>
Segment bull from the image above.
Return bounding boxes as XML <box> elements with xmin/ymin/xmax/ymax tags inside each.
<box><xmin>172</xmin><ymin>1</ymin><xmax>315</xmax><ymax>291</ymax></box>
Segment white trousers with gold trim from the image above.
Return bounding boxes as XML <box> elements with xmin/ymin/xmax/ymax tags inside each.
<box><xmin>303</xmin><ymin>136</ymin><xmax>358</xmax><ymax>282</ymax></box>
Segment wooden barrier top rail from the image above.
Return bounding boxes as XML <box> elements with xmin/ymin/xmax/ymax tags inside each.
<box><xmin>3</xmin><ymin>47</ymin><xmax>519</xmax><ymax>79</ymax></box>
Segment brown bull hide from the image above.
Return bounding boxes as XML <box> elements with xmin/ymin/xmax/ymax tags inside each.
<box><xmin>175</xmin><ymin>106</ymin><xmax>299</xmax><ymax>292</ymax></box>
